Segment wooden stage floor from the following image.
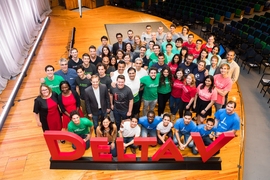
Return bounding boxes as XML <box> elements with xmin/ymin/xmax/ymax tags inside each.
<box><xmin>0</xmin><ymin>6</ymin><xmax>244</xmax><ymax>180</ymax></box>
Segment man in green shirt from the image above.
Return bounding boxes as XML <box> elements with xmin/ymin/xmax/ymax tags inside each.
<box><xmin>43</xmin><ymin>65</ymin><xmax>64</xmax><ymax>94</ymax></box>
<box><xmin>140</xmin><ymin>67</ymin><xmax>160</xmax><ymax>116</ymax></box>
<box><xmin>68</xmin><ymin>110</ymin><xmax>94</xmax><ymax>150</ymax></box>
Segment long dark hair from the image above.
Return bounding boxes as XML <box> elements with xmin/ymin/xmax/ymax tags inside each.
<box><xmin>171</xmin><ymin>54</ymin><xmax>181</xmax><ymax>65</ymax></box>
<box><xmin>180</xmin><ymin>46</ymin><xmax>188</xmax><ymax>59</ymax></box>
<box><xmin>200</xmin><ymin>75</ymin><xmax>215</xmax><ymax>93</ymax></box>
<box><xmin>100</xmin><ymin>116</ymin><xmax>115</xmax><ymax>137</ymax></box>
<box><xmin>101</xmin><ymin>45</ymin><xmax>112</xmax><ymax>58</ymax></box>
<box><xmin>197</xmin><ymin>48</ymin><xmax>208</xmax><ymax>60</ymax></box>
<box><xmin>159</xmin><ymin>67</ymin><xmax>173</xmax><ymax>87</ymax></box>
<box><xmin>174</xmin><ymin>68</ymin><xmax>185</xmax><ymax>81</ymax></box>
<box><xmin>109</xmin><ymin>56</ymin><xmax>118</xmax><ymax>70</ymax></box>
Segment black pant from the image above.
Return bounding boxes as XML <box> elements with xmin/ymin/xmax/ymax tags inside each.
<box><xmin>178</xmin><ymin>98</ymin><xmax>191</xmax><ymax>118</ymax></box>
<box><xmin>158</xmin><ymin>92</ymin><xmax>171</xmax><ymax>116</ymax></box>
<box><xmin>132</xmin><ymin>100</ymin><xmax>140</xmax><ymax>117</ymax></box>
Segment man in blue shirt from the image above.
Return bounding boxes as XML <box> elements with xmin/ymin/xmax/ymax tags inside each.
<box><xmin>215</xmin><ymin>100</ymin><xmax>240</xmax><ymax>137</ymax></box>
<box><xmin>191</xmin><ymin>118</ymin><xmax>216</xmax><ymax>155</ymax></box>
<box><xmin>55</xmin><ymin>58</ymin><xmax>77</xmax><ymax>90</ymax></box>
<box><xmin>173</xmin><ymin>111</ymin><xmax>197</xmax><ymax>150</ymax></box>
<box><xmin>138</xmin><ymin>110</ymin><xmax>162</xmax><ymax>137</ymax></box>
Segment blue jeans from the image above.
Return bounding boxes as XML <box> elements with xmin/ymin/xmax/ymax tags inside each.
<box><xmin>108</xmin><ymin>142</ymin><xmax>117</xmax><ymax>157</ymax></box>
<box><xmin>192</xmin><ymin>136</ymin><xmax>214</xmax><ymax>155</ymax></box>
<box><xmin>92</xmin><ymin>109</ymin><xmax>107</xmax><ymax>132</ymax></box>
<box><xmin>123</xmin><ymin>137</ymin><xmax>137</xmax><ymax>153</ymax></box>
<box><xmin>169</xmin><ymin>96</ymin><xmax>181</xmax><ymax>115</ymax></box>
<box><xmin>173</xmin><ymin>132</ymin><xmax>194</xmax><ymax>148</ymax></box>
<box><xmin>72</xmin><ymin>134</ymin><xmax>90</xmax><ymax>150</ymax></box>
<box><xmin>157</xmin><ymin>130</ymin><xmax>173</xmax><ymax>145</ymax></box>
<box><xmin>113</xmin><ymin>109</ymin><xmax>127</xmax><ymax>130</ymax></box>
<box><xmin>143</xmin><ymin>99</ymin><xmax>157</xmax><ymax>116</ymax></box>
<box><xmin>141</xmin><ymin>126</ymin><xmax>157</xmax><ymax>137</ymax></box>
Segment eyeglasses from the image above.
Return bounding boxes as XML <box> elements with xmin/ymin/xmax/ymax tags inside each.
<box><xmin>60</xmin><ymin>64</ymin><xmax>67</xmax><ymax>66</ymax></box>
<box><xmin>41</xmin><ymin>89</ymin><xmax>48</xmax><ymax>92</ymax></box>
<box><xmin>187</xmin><ymin>59</ymin><xmax>193</xmax><ymax>61</ymax></box>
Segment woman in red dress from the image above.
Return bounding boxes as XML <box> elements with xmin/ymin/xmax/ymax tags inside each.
<box><xmin>58</xmin><ymin>81</ymin><xmax>83</xmax><ymax>130</ymax></box>
<box><xmin>33</xmin><ymin>84</ymin><xmax>62</xmax><ymax>132</ymax></box>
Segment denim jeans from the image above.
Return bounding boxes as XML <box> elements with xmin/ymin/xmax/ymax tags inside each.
<box><xmin>169</xmin><ymin>96</ymin><xmax>181</xmax><ymax>115</ymax></box>
<box><xmin>72</xmin><ymin>134</ymin><xmax>90</xmax><ymax>150</ymax></box>
<box><xmin>113</xmin><ymin>109</ymin><xmax>127</xmax><ymax>130</ymax></box>
<box><xmin>141</xmin><ymin>126</ymin><xmax>157</xmax><ymax>137</ymax></box>
<box><xmin>157</xmin><ymin>130</ymin><xmax>173</xmax><ymax>145</ymax></box>
<box><xmin>192</xmin><ymin>136</ymin><xmax>214</xmax><ymax>155</ymax></box>
<box><xmin>92</xmin><ymin>109</ymin><xmax>107</xmax><ymax>132</ymax></box>
<box><xmin>173</xmin><ymin>132</ymin><xmax>194</xmax><ymax>148</ymax></box>
<box><xmin>108</xmin><ymin>142</ymin><xmax>117</xmax><ymax>157</ymax></box>
<box><xmin>123</xmin><ymin>137</ymin><xmax>137</xmax><ymax>153</ymax></box>
<box><xmin>143</xmin><ymin>99</ymin><xmax>157</xmax><ymax>116</ymax></box>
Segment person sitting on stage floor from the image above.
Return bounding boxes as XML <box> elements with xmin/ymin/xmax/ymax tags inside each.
<box><xmin>215</xmin><ymin>100</ymin><xmax>240</xmax><ymax>137</ymax></box>
<box><xmin>190</xmin><ymin>118</ymin><xmax>217</xmax><ymax>155</ymax></box>
<box><xmin>156</xmin><ymin>113</ymin><xmax>173</xmax><ymax>145</ymax></box>
<box><xmin>96</xmin><ymin>116</ymin><xmax>117</xmax><ymax>157</ymax></box>
<box><xmin>119</xmin><ymin>117</ymin><xmax>141</xmax><ymax>154</ymax></box>
<box><xmin>139</xmin><ymin>110</ymin><xmax>162</xmax><ymax>138</ymax></box>
<box><xmin>173</xmin><ymin>111</ymin><xmax>197</xmax><ymax>150</ymax></box>
<box><xmin>68</xmin><ymin>110</ymin><xmax>94</xmax><ymax>150</ymax></box>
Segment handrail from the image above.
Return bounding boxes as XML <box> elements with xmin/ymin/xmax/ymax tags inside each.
<box><xmin>0</xmin><ymin>16</ymin><xmax>50</xmax><ymax>131</ymax></box>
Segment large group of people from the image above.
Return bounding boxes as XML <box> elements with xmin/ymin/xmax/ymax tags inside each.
<box><xmin>33</xmin><ymin>24</ymin><xmax>241</xmax><ymax>156</ymax></box>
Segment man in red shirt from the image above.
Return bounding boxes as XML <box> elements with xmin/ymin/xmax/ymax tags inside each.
<box><xmin>182</xmin><ymin>34</ymin><xmax>196</xmax><ymax>52</ymax></box>
<box><xmin>190</xmin><ymin>39</ymin><xmax>203</xmax><ymax>59</ymax></box>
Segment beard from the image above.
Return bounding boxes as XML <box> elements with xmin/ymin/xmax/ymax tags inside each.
<box><xmin>167</xmin><ymin>39</ymin><xmax>172</xmax><ymax>42</ymax></box>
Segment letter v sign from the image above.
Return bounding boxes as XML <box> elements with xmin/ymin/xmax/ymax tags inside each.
<box><xmin>191</xmin><ymin>132</ymin><xmax>235</xmax><ymax>162</ymax></box>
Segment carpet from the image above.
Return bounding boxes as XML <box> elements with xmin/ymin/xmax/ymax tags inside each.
<box><xmin>105</xmin><ymin>21</ymin><xmax>169</xmax><ymax>44</ymax></box>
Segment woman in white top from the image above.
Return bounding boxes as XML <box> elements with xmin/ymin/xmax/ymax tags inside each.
<box><xmin>156</xmin><ymin>114</ymin><xmax>173</xmax><ymax>144</ymax></box>
<box><xmin>178</xmin><ymin>26</ymin><xmax>189</xmax><ymax>43</ymax></box>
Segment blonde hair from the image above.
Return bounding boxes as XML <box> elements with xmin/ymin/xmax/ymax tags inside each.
<box><xmin>133</xmin><ymin>35</ymin><xmax>143</xmax><ymax>50</ymax></box>
<box><xmin>186</xmin><ymin>73</ymin><xmax>196</xmax><ymax>87</ymax></box>
<box><xmin>182</xmin><ymin>26</ymin><xmax>190</xmax><ymax>34</ymax></box>
<box><xmin>39</xmin><ymin>84</ymin><xmax>52</xmax><ymax>98</ymax></box>
<box><xmin>220</xmin><ymin>63</ymin><xmax>230</xmax><ymax>70</ymax></box>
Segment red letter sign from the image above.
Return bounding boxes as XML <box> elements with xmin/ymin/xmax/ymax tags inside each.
<box><xmin>134</xmin><ymin>137</ymin><xmax>156</xmax><ymax>161</ymax></box>
<box><xmin>116</xmin><ymin>138</ymin><xmax>136</xmax><ymax>161</ymax></box>
<box><xmin>152</xmin><ymin>138</ymin><xmax>184</xmax><ymax>161</ymax></box>
<box><xmin>43</xmin><ymin>131</ymin><xmax>85</xmax><ymax>160</ymax></box>
<box><xmin>91</xmin><ymin>137</ymin><xmax>112</xmax><ymax>161</ymax></box>
<box><xmin>191</xmin><ymin>132</ymin><xmax>235</xmax><ymax>162</ymax></box>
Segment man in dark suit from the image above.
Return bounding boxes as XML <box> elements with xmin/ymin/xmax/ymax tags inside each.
<box><xmin>112</xmin><ymin>33</ymin><xmax>126</xmax><ymax>56</ymax></box>
<box><xmin>85</xmin><ymin>75</ymin><xmax>111</xmax><ymax>132</ymax></box>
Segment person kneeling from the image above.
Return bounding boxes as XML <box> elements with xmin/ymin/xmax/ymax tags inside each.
<box><xmin>191</xmin><ymin>118</ymin><xmax>217</xmax><ymax>155</ymax></box>
<box><xmin>156</xmin><ymin>114</ymin><xmax>173</xmax><ymax>144</ymax></box>
<box><xmin>119</xmin><ymin>117</ymin><xmax>141</xmax><ymax>154</ymax></box>
<box><xmin>68</xmin><ymin>110</ymin><xmax>94</xmax><ymax>150</ymax></box>
<box><xmin>96</xmin><ymin>116</ymin><xmax>118</xmax><ymax>157</ymax></box>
